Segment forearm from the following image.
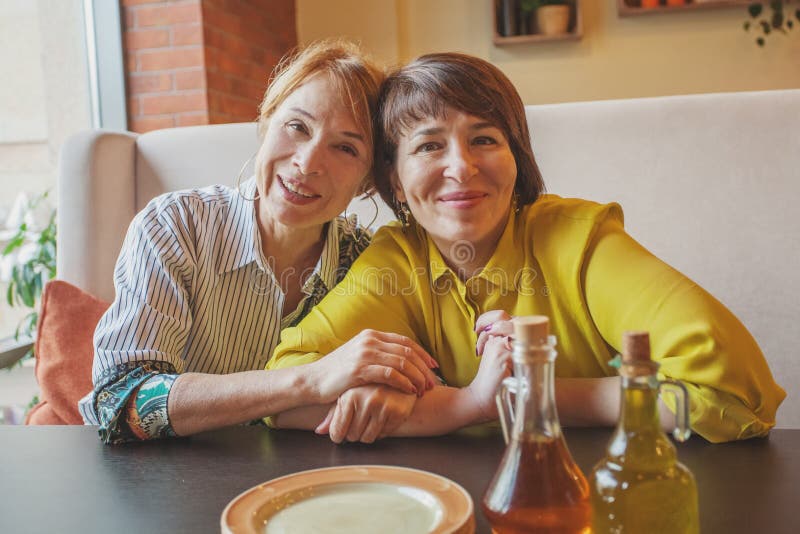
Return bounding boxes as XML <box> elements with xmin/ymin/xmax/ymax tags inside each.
<box><xmin>387</xmin><ymin>386</ymin><xmax>486</xmax><ymax>437</ymax></box>
<box><xmin>168</xmin><ymin>367</ymin><xmax>319</xmax><ymax>436</ymax></box>
<box><xmin>392</xmin><ymin>377</ymin><xmax>671</xmax><ymax>437</ymax></box>
<box><xmin>270</xmin><ymin>405</ymin><xmax>331</xmax><ymax>430</ymax></box>
<box><xmin>555</xmin><ymin>376</ymin><xmax>674</xmax><ymax>430</ymax></box>
<box><xmin>271</xmin><ymin>387</ymin><xmax>479</xmax><ymax>436</ymax></box>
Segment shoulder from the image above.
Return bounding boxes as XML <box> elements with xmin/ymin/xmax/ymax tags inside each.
<box><xmin>525</xmin><ymin>194</ymin><xmax>624</xmax><ymax>225</ymax></box>
<box><xmin>522</xmin><ymin>194</ymin><xmax>625</xmax><ymax>264</ymax></box>
<box><xmin>136</xmin><ymin>184</ymin><xmax>233</xmax><ymax>225</ymax></box>
<box><xmin>342</xmin><ymin>221</ymin><xmax>424</xmax><ymax>275</ymax></box>
<box><xmin>125</xmin><ymin>184</ymin><xmax>238</xmax><ymax>262</ymax></box>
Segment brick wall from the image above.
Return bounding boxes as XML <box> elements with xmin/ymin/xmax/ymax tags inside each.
<box><xmin>121</xmin><ymin>0</ymin><xmax>297</xmax><ymax>133</ymax></box>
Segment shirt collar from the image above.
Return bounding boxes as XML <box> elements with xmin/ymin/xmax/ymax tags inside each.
<box><xmin>301</xmin><ymin>217</ymin><xmax>344</xmax><ymax>295</ymax></box>
<box><xmin>426</xmin><ymin>208</ymin><xmax>518</xmax><ymax>291</ymax></box>
<box><xmin>218</xmin><ymin>176</ymin><xmax>260</xmax><ymax>275</ymax></box>
<box><xmin>219</xmin><ymin>176</ymin><xmax>344</xmax><ymax>293</ymax></box>
<box><xmin>478</xmin><ymin>207</ymin><xmax>518</xmax><ymax>291</ymax></box>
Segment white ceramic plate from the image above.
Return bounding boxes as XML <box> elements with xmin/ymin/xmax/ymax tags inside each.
<box><xmin>221</xmin><ymin>465</ymin><xmax>475</xmax><ymax>534</ymax></box>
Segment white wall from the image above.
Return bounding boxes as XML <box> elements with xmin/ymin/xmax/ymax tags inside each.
<box><xmin>0</xmin><ymin>0</ymin><xmax>91</xmax><ymax>210</ymax></box>
<box><xmin>297</xmin><ymin>0</ymin><xmax>800</xmax><ymax>104</ymax></box>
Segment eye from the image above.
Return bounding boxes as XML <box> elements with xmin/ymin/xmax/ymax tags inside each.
<box><xmin>473</xmin><ymin>136</ymin><xmax>497</xmax><ymax>146</ymax></box>
<box><xmin>414</xmin><ymin>142</ymin><xmax>441</xmax><ymax>154</ymax></box>
<box><xmin>338</xmin><ymin>144</ymin><xmax>359</xmax><ymax>157</ymax></box>
<box><xmin>286</xmin><ymin>120</ymin><xmax>309</xmax><ymax>135</ymax></box>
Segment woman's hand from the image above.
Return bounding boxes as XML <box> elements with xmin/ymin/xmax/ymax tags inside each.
<box><xmin>315</xmin><ymin>385</ymin><xmax>417</xmax><ymax>444</ymax></box>
<box><xmin>308</xmin><ymin>329</ymin><xmax>439</xmax><ymax>405</ymax></box>
<box><xmin>466</xmin><ymin>333</ymin><xmax>513</xmax><ymax>422</ymax></box>
<box><xmin>475</xmin><ymin>310</ymin><xmax>514</xmax><ymax>356</ymax></box>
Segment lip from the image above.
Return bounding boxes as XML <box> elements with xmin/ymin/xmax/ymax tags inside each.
<box><xmin>277</xmin><ymin>175</ymin><xmax>321</xmax><ymax>206</ymax></box>
<box><xmin>438</xmin><ymin>191</ymin><xmax>488</xmax><ymax>208</ymax></box>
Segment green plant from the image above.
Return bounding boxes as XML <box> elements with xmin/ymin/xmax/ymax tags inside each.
<box><xmin>1</xmin><ymin>191</ymin><xmax>56</xmax><ymax>362</ymax></box>
<box><xmin>520</xmin><ymin>0</ymin><xmax>570</xmax><ymax>14</ymax></box>
<box><xmin>744</xmin><ymin>1</ymin><xmax>799</xmax><ymax>46</ymax></box>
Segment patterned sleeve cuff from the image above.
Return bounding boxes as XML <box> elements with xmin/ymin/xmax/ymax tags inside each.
<box><xmin>93</xmin><ymin>361</ymin><xmax>179</xmax><ymax>444</ymax></box>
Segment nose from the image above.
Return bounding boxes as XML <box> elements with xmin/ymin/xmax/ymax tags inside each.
<box><xmin>292</xmin><ymin>140</ymin><xmax>324</xmax><ymax>176</ymax></box>
<box><xmin>442</xmin><ymin>142</ymin><xmax>477</xmax><ymax>183</ymax></box>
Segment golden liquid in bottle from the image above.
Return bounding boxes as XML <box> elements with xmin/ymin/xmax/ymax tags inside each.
<box><xmin>590</xmin><ymin>387</ymin><xmax>699</xmax><ymax>534</ymax></box>
<box><xmin>482</xmin><ymin>435</ymin><xmax>592</xmax><ymax>534</ymax></box>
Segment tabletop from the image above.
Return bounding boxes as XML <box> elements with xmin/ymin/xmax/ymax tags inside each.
<box><xmin>1</xmin><ymin>425</ymin><xmax>798</xmax><ymax>533</ymax></box>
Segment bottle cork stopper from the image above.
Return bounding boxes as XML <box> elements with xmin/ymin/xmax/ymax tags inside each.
<box><xmin>512</xmin><ymin>316</ymin><xmax>549</xmax><ymax>345</ymax></box>
<box><xmin>622</xmin><ymin>331</ymin><xmax>651</xmax><ymax>363</ymax></box>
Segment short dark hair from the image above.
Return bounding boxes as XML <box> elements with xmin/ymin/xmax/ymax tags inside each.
<box><xmin>375</xmin><ymin>52</ymin><xmax>545</xmax><ymax>217</ymax></box>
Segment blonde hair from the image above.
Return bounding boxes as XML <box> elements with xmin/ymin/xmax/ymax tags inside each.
<box><xmin>257</xmin><ymin>40</ymin><xmax>384</xmax><ymax>191</ymax></box>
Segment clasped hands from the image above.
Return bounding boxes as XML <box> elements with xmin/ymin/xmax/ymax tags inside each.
<box><xmin>312</xmin><ymin>311</ymin><xmax>514</xmax><ymax>444</ymax></box>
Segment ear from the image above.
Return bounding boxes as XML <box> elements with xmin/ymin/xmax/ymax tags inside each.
<box><xmin>391</xmin><ymin>169</ymin><xmax>407</xmax><ymax>203</ymax></box>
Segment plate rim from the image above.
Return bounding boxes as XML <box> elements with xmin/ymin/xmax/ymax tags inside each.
<box><xmin>220</xmin><ymin>464</ymin><xmax>475</xmax><ymax>534</ymax></box>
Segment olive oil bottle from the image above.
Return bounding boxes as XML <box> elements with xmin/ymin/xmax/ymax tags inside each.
<box><xmin>590</xmin><ymin>331</ymin><xmax>699</xmax><ymax>533</ymax></box>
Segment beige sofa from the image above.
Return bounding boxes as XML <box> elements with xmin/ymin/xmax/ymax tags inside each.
<box><xmin>57</xmin><ymin>89</ymin><xmax>799</xmax><ymax>428</ymax></box>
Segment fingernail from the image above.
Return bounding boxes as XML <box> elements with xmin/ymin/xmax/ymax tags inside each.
<box><xmin>483</xmin><ymin>325</ymin><xmax>492</xmax><ymax>332</ymax></box>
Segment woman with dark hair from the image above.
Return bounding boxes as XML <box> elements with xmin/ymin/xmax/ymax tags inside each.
<box><xmin>267</xmin><ymin>52</ymin><xmax>784</xmax><ymax>444</ymax></box>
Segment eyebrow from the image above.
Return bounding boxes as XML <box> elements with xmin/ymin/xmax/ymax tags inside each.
<box><xmin>410</xmin><ymin>121</ymin><xmax>497</xmax><ymax>139</ymax></box>
<box><xmin>290</xmin><ymin>107</ymin><xmax>365</xmax><ymax>143</ymax></box>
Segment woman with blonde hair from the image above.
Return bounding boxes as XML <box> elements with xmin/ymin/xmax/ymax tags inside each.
<box><xmin>79</xmin><ymin>41</ymin><xmax>438</xmax><ymax>444</ymax></box>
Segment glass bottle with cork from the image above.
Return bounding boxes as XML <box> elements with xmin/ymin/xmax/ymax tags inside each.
<box><xmin>482</xmin><ymin>315</ymin><xmax>591</xmax><ymax>534</ymax></box>
<box><xmin>590</xmin><ymin>330</ymin><xmax>699</xmax><ymax>533</ymax></box>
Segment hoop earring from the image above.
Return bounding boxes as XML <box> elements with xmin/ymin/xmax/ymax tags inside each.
<box><xmin>235</xmin><ymin>154</ymin><xmax>260</xmax><ymax>202</ymax></box>
<box><xmin>364</xmin><ymin>194</ymin><xmax>380</xmax><ymax>229</ymax></box>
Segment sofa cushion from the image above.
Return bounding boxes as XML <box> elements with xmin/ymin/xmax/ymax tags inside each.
<box><xmin>25</xmin><ymin>280</ymin><xmax>110</xmax><ymax>425</ymax></box>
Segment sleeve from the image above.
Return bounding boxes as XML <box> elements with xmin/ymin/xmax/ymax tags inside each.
<box><xmin>583</xmin><ymin>215</ymin><xmax>786</xmax><ymax>442</ymax></box>
<box><xmin>87</xmin><ymin>201</ymin><xmax>196</xmax><ymax>443</ymax></box>
<box><xmin>267</xmin><ymin>229</ymin><xmax>424</xmax><ymax>372</ymax></box>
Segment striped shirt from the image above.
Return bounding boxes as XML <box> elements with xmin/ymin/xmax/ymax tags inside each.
<box><xmin>78</xmin><ymin>178</ymin><xmax>371</xmax><ymax>442</ymax></box>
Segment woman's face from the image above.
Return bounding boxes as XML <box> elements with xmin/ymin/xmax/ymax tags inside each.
<box><xmin>394</xmin><ymin>108</ymin><xmax>517</xmax><ymax>261</ymax></box>
<box><xmin>256</xmin><ymin>73</ymin><xmax>371</xmax><ymax>230</ymax></box>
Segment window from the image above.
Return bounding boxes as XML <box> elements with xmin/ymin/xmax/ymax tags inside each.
<box><xmin>0</xmin><ymin>0</ymin><xmax>124</xmax><ymax>417</ymax></box>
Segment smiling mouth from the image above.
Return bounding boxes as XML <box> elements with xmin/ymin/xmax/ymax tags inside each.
<box><xmin>438</xmin><ymin>192</ymin><xmax>488</xmax><ymax>202</ymax></box>
<box><xmin>278</xmin><ymin>176</ymin><xmax>320</xmax><ymax>199</ymax></box>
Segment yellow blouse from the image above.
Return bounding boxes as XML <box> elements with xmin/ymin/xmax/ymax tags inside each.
<box><xmin>268</xmin><ymin>195</ymin><xmax>785</xmax><ymax>442</ymax></box>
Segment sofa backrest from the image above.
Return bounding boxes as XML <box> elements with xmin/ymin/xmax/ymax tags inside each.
<box><xmin>526</xmin><ymin>90</ymin><xmax>799</xmax><ymax>429</ymax></box>
<box><xmin>57</xmin><ymin>89</ymin><xmax>799</xmax><ymax>428</ymax></box>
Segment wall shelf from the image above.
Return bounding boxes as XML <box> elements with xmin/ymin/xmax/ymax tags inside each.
<box><xmin>617</xmin><ymin>0</ymin><xmax>749</xmax><ymax>17</ymax></box>
<box><xmin>493</xmin><ymin>1</ymin><xmax>583</xmax><ymax>46</ymax></box>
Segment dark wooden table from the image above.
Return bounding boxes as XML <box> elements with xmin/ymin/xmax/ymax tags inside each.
<box><xmin>1</xmin><ymin>426</ymin><xmax>798</xmax><ymax>533</ymax></box>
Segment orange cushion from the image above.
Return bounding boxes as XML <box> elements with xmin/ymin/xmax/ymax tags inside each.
<box><xmin>25</xmin><ymin>280</ymin><xmax>110</xmax><ymax>425</ymax></box>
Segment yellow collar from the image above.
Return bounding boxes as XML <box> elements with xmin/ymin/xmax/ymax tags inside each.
<box><xmin>425</xmin><ymin>207</ymin><xmax>519</xmax><ymax>291</ymax></box>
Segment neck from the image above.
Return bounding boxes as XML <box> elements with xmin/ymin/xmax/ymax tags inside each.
<box><xmin>435</xmin><ymin>209</ymin><xmax>510</xmax><ymax>281</ymax></box>
<box><xmin>256</xmin><ymin>199</ymin><xmax>326</xmax><ymax>276</ymax></box>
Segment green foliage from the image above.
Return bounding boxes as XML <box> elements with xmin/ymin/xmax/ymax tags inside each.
<box><xmin>1</xmin><ymin>191</ymin><xmax>57</xmax><ymax>364</ymax></box>
<box><xmin>744</xmin><ymin>1</ymin><xmax>799</xmax><ymax>46</ymax></box>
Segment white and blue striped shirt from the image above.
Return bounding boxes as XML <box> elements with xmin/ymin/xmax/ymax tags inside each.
<box><xmin>78</xmin><ymin>178</ymin><xmax>371</xmax><ymax>437</ymax></box>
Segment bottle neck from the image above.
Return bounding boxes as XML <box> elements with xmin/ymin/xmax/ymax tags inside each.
<box><xmin>618</xmin><ymin>374</ymin><xmax>662</xmax><ymax>433</ymax></box>
<box><xmin>512</xmin><ymin>344</ymin><xmax>561</xmax><ymax>440</ymax></box>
